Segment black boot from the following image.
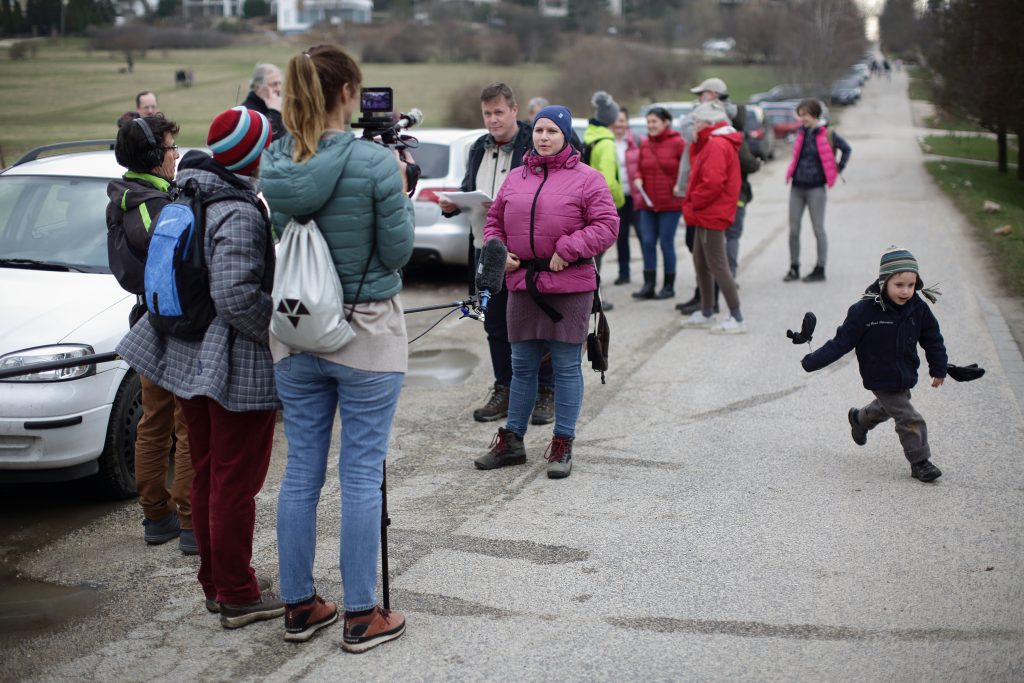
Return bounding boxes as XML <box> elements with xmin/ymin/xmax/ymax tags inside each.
<box><xmin>632</xmin><ymin>270</ymin><xmax>656</xmax><ymax>299</ymax></box>
<box><xmin>676</xmin><ymin>287</ymin><xmax>701</xmax><ymax>313</ymax></box>
<box><xmin>783</xmin><ymin>265</ymin><xmax>800</xmax><ymax>282</ymax></box>
<box><xmin>654</xmin><ymin>273</ymin><xmax>676</xmax><ymax>300</ymax></box>
<box><xmin>802</xmin><ymin>266</ymin><xmax>826</xmax><ymax>282</ymax></box>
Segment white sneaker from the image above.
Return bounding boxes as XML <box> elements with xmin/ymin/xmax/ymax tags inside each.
<box><xmin>709</xmin><ymin>316</ymin><xmax>747</xmax><ymax>334</ymax></box>
<box><xmin>681</xmin><ymin>311</ymin><xmax>715</xmax><ymax>328</ymax></box>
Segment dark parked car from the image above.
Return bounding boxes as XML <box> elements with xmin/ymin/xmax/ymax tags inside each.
<box><xmin>743</xmin><ymin>104</ymin><xmax>775</xmax><ymax>160</ymax></box>
<box><xmin>831</xmin><ymin>78</ymin><xmax>862</xmax><ymax>105</ymax></box>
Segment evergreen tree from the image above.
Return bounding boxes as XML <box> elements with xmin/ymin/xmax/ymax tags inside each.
<box><xmin>2</xmin><ymin>0</ymin><xmax>12</xmax><ymax>35</ymax></box>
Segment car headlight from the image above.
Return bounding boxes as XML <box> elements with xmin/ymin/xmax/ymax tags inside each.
<box><xmin>0</xmin><ymin>345</ymin><xmax>96</xmax><ymax>382</ymax></box>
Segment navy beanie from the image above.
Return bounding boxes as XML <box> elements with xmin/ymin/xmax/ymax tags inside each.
<box><xmin>533</xmin><ymin>105</ymin><xmax>573</xmax><ymax>143</ymax></box>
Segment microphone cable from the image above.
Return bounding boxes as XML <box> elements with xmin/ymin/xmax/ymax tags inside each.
<box><xmin>407</xmin><ymin>306</ymin><xmax>466</xmax><ymax>345</ymax></box>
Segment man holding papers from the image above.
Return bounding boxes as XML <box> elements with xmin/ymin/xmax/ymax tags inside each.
<box><xmin>439</xmin><ymin>82</ymin><xmax>555</xmax><ymax>425</ymax></box>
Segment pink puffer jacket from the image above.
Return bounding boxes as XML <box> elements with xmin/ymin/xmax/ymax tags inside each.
<box><xmin>484</xmin><ymin>145</ymin><xmax>619</xmax><ymax>294</ymax></box>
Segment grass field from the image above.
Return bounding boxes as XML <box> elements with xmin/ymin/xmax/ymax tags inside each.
<box><xmin>907</xmin><ymin>65</ymin><xmax>932</xmax><ymax>102</ymax></box>
<box><xmin>923</xmin><ymin>134</ymin><xmax>1020</xmax><ymax>163</ymax></box>
<box><xmin>0</xmin><ymin>38</ymin><xmax>779</xmax><ymax>165</ymax></box>
<box><xmin>926</xmin><ymin>161</ymin><xmax>1024</xmax><ymax>297</ymax></box>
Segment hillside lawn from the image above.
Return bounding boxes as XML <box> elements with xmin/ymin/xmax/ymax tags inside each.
<box><xmin>924</xmin><ymin>134</ymin><xmax>1020</xmax><ymax>164</ymax></box>
<box><xmin>0</xmin><ymin>38</ymin><xmax>778</xmax><ymax>165</ymax></box>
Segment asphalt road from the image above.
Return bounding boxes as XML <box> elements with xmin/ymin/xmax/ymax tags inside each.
<box><xmin>2</xmin><ymin>70</ymin><xmax>1022</xmax><ymax>682</ymax></box>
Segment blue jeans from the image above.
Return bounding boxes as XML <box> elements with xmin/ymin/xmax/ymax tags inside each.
<box><xmin>274</xmin><ymin>354</ymin><xmax>404</xmax><ymax>612</ymax></box>
<box><xmin>638</xmin><ymin>209</ymin><xmax>681</xmax><ymax>273</ymax></box>
<box><xmin>507</xmin><ymin>340</ymin><xmax>583</xmax><ymax>438</ymax></box>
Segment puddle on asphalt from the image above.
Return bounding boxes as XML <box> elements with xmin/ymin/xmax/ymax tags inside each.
<box><xmin>406</xmin><ymin>349</ymin><xmax>478</xmax><ymax>388</ymax></box>
<box><xmin>0</xmin><ymin>574</ymin><xmax>103</xmax><ymax>641</ymax></box>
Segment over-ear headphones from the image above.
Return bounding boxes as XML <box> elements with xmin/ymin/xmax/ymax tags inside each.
<box><xmin>134</xmin><ymin>117</ymin><xmax>164</xmax><ymax>170</ymax></box>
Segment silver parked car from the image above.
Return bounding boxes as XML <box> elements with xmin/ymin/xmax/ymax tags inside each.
<box><xmin>407</xmin><ymin>127</ymin><xmax>486</xmax><ymax>267</ymax></box>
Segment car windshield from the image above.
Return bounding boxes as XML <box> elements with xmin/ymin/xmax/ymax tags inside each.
<box><xmin>0</xmin><ymin>175</ymin><xmax>111</xmax><ymax>273</ymax></box>
<box><xmin>745</xmin><ymin>109</ymin><xmax>761</xmax><ymax>128</ymax></box>
<box><xmin>412</xmin><ymin>143</ymin><xmax>450</xmax><ymax>180</ymax></box>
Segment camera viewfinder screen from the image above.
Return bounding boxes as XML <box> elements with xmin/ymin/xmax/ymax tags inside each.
<box><xmin>361</xmin><ymin>88</ymin><xmax>393</xmax><ymax>113</ymax></box>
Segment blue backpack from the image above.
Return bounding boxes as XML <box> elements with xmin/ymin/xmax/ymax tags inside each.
<box><xmin>144</xmin><ymin>178</ymin><xmax>264</xmax><ymax>341</ymax></box>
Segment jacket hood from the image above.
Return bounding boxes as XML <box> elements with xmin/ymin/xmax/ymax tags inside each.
<box><xmin>177</xmin><ymin>149</ymin><xmax>254</xmax><ymax>193</ymax></box>
<box><xmin>106</xmin><ymin>173</ymin><xmax>172</xmax><ymax>213</ymax></box>
<box><xmin>583</xmin><ymin>123</ymin><xmax>614</xmax><ymax>145</ymax></box>
<box><xmin>260</xmin><ymin>132</ymin><xmax>358</xmax><ymax>217</ymax></box>
<box><xmin>703</xmin><ymin>122</ymin><xmax>743</xmax><ymax>148</ymax></box>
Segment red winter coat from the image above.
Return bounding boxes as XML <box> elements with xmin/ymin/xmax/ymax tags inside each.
<box><xmin>682</xmin><ymin>122</ymin><xmax>743</xmax><ymax>230</ymax></box>
<box><xmin>635</xmin><ymin>128</ymin><xmax>685</xmax><ymax>212</ymax></box>
<box><xmin>484</xmin><ymin>145</ymin><xmax>619</xmax><ymax>295</ymax></box>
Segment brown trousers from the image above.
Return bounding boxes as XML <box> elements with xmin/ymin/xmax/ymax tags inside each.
<box><xmin>692</xmin><ymin>226</ymin><xmax>740</xmax><ymax>313</ymax></box>
<box><xmin>136</xmin><ymin>375</ymin><xmax>193</xmax><ymax>528</ymax></box>
<box><xmin>857</xmin><ymin>389</ymin><xmax>931</xmax><ymax>464</ymax></box>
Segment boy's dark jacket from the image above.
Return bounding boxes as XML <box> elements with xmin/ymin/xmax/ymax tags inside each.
<box><xmin>801</xmin><ymin>281</ymin><xmax>948</xmax><ymax>391</ymax></box>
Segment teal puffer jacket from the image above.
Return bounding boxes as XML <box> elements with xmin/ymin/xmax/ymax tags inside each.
<box><xmin>260</xmin><ymin>131</ymin><xmax>415</xmax><ymax>302</ymax></box>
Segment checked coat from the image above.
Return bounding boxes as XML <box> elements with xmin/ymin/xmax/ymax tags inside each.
<box><xmin>117</xmin><ymin>151</ymin><xmax>278</xmax><ymax>411</ymax></box>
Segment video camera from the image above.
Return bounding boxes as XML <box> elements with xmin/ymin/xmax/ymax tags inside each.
<box><xmin>352</xmin><ymin>87</ymin><xmax>423</xmax><ymax>148</ymax></box>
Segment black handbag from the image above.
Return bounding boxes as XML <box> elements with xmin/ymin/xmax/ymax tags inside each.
<box><xmin>586</xmin><ymin>288</ymin><xmax>610</xmax><ymax>384</ymax></box>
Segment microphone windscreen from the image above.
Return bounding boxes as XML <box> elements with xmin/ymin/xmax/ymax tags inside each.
<box><xmin>476</xmin><ymin>238</ymin><xmax>508</xmax><ymax>293</ymax></box>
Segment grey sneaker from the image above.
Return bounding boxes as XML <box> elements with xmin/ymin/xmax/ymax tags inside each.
<box><xmin>473</xmin><ymin>383</ymin><xmax>509</xmax><ymax>422</ymax></box>
<box><xmin>179</xmin><ymin>528</ymin><xmax>199</xmax><ymax>555</ymax></box>
<box><xmin>206</xmin><ymin>576</ymin><xmax>274</xmax><ymax>614</ymax></box>
<box><xmin>531</xmin><ymin>386</ymin><xmax>555</xmax><ymax>425</ymax></box>
<box><xmin>545</xmin><ymin>435</ymin><xmax>574</xmax><ymax>479</ymax></box>
<box><xmin>220</xmin><ymin>590</ymin><xmax>285</xmax><ymax>629</ymax></box>
<box><xmin>474</xmin><ymin>427</ymin><xmax>526</xmax><ymax>470</ymax></box>
<box><xmin>848</xmin><ymin>408</ymin><xmax>868</xmax><ymax>446</ymax></box>
<box><xmin>143</xmin><ymin>511</ymin><xmax>181</xmax><ymax>545</ymax></box>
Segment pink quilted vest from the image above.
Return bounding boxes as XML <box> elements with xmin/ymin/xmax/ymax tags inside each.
<box><xmin>786</xmin><ymin>127</ymin><xmax>838</xmax><ymax>189</ymax></box>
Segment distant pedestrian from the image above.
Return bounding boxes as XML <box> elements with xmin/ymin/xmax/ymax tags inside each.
<box><xmin>242</xmin><ymin>63</ymin><xmax>285</xmax><ymax>141</ymax></box>
<box><xmin>117</xmin><ymin>90</ymin><xmax>159</xmax><ymax>129</ymax></box>
<box><xmin>783</xmin><ymin>98</ymin><xmax>852</xmax><ymax>283</ymax></box>
<box><xmin>632</xmin><ymin>106</ymin><xmax>684</xmax><ymax>300</ymax></box>
<box><xmin>583</xmin><ymin>91</ymin><xmax>625</xmax><ymax>308</ymax></box>
<box><xmin>475</xmin><ymin>104</ymin><xmax>618</xmax><ymax>479</ymax></box>
<box><xmin>800</xmin><ymin>246</ymin><xmax>947</xmax><ymax>483</ymax></box>
<box><xmin>610</xmin><ymin>107</ymin><xmax>640</xmax><ymax>285</ymax></box>
<box><xmin>678</xmin><ymin>101</ymin><xmax>745</xmax><ymax>335</ymax></box>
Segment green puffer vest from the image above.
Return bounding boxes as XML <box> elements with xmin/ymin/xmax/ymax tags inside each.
<box><xmin>260</xmin><ymin>131</ymin><xmax>415</xmax><ymax>303</ymax></box>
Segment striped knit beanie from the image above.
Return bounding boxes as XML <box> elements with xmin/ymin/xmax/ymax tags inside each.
<box><xmin>877</xmin><ymin>245</ymin><xmax>939</xmax><ymax>303</ymax></box>
<box><xmin>207</xmin><ymin>106</ymin><xmax>272</xmax><ymax>176</ymax></box>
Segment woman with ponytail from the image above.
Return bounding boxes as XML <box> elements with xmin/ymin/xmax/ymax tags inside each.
<box><xmin>260</xmin><ymin>44</ymin><xmax>414</xmax><ymax>652</ymax></box>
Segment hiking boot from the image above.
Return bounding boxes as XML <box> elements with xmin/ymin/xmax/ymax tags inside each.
<box><xmin>709</xmin><ymin>316</ymin><xmax>747</xmax><ymax>335</ymax></box>
<box><xmin>220</xmin><ymin>590</ymin><xmax>285</xmax><ymax>629</ymax></box>
<box><xmin>342</xmin><ymin>605</ymin><xmax>406</xmax><ymax>653</ymax></box>
<box><xmin>848</xmin><ymin>408</ymin><xmax>867</xmax><ymax>446</ymax></box>
<box><xmin>205</xmin><ymin>576</ymin><xmax>273</xmax><ymax>614</ymax></box>
<box><xmin>474</xmin><ymin>427</ymin><xmax>527</xmax><ymax>470</ymax></box>
<box><xmin>680</xmin><ymin>311</ymin><xmax>715</xmax><ymax>329</ymax></box>
<box><xmin>179</xmin><ymin>528</ymin><xmax>199</xmax><ymax>556</ymax></box>
<box><xmin>911</xmin><ymin>460</ymin><xmax>942</xmax><ymax>483</ymax></box>
<box><xmin>531</xmin><ymin>386</ymin><xmax>555</xmax><ymax>425</ymax></box>
<box><xmin>613</xmin><ymin>274</ymin><xmax>630</xmax><ymax>285</ymax></box>
<box><xmin>143</xmin><ymin>511</ymin><xmax>180</xmax><ymax>545</ymax></box>
<box><xmin>802</xmin><ymin>266</ymin><xmax>826</xmax><ymax>282</ymax></box>
<box><xmin>654</xmin><ymin>273</ymin><xmax>676</xmax><ymax>300</ymax></box>
<box><xmin>284</xmin><ymin>594</ymin><xmax>339</xmax><ymax>642</ymax></box>
<box><xmin>783</xmin><ymin>265</ymin><xmax>800</xmax><ymax>282</ymax></box>
<box><xmin>632</xmin><ymin>270</ymin><xmax>656</xmax><ymax>299</ymax></box>
<box><xmin>473</xmin><ymin>383</ymin><xmax>509</xmax><ymax>423</ymax></box>
<box><xmin>601</xmin><ymin>300</ymin><xmax>614</xmax><ymax>312</ymax></box>
<box><xmin>675</xmin><ymin>288</ymin><xmax>701</xmax><ymax>312</ymax></box>
<box><xmin>545</xmin><ymin>435</ymin><xmax>574</xmax><ymax>479</ymax></box>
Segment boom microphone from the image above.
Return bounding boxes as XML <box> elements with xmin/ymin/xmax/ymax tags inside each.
<box><xmin>475</xmin><ymin>238</ymin><xmax>507</xmax><ymax>317</ymax></box>
<box><xmin>397</xmin><ymin>108</ymin><xmax>424</xmax><ymax>130</ymax></box>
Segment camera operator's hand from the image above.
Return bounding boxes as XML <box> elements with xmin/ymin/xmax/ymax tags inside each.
<box><xmin>394</xmin><ymin>148</ymin><xmax>418</xmax><ymax>196</ymax></box>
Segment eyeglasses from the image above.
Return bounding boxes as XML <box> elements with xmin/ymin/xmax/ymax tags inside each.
<box><xmin>163</xmin><ymin>145</ymin><xmax>179</xmax><ymax>153</ymax></box>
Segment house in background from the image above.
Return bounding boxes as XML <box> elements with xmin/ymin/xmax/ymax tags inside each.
<box><xmin>276</xmin><ymin>0</ymin><xmax>372</xmax><ymax>32</ymax></box>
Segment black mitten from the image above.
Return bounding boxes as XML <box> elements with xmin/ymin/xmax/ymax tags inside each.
<box><xmin>787</xmin><ymin>312</ymin><xmax>817</xmax><ymax>345</ymax></box>
<box><xmin>947</xmin><ymin>363</ymin><xmax>985</xmax><ymax>382</ymax></box>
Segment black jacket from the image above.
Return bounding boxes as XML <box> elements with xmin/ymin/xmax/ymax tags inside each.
<box><xmin>106</xmin><ymin>172</ymin><xmax>176</xmax><ymax>296</ymax></box>
<box><xmin>801</xmin><ymin>282</ymin><xmax>948</xmax><ymax>391</ymax></box>
<box><xmin>242</xmin><ymin>91</ymin><xmax>286</xmax><ymax>142</ymax></box>
<box><xmin>458</xmin><ymin>121</ymin><xmax>534</xmax><ymax>199</ymax></box>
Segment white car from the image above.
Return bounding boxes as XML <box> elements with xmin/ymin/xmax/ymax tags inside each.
<box><xmin>407</xmin><ymin>127</ymin><xmax>486</xmax><ymax>266</ymax></box>
<box><xmin>0</xmin><ymin>143</ymin><xmax>141</xmax><ymax>498</ymax></box>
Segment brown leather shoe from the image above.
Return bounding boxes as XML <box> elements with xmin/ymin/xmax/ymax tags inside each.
<box><xmin>342</xmin><ymin>605</ymin><xmax>406</xmax><ymax>653</ymax></box>
<box><xmin>473</xmin><ymin>383</ymin><xmax>509</xmax><ymax>422</ymax></box>
<box><xmin>285</xmin><ymin>594</ymin><xmax>338</xmax><ymax>642</ymax></box>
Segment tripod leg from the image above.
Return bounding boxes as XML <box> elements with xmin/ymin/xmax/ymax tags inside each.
<box><xmin>380</xmin><ymin>462</ymin><xmax>391</xmax><ymax>610</ymax></box>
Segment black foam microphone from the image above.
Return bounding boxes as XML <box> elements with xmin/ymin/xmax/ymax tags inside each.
<box><xmin>475</xmin><ymin>238</ymin><xmax>507</xmax><ymax>317</ymax></box>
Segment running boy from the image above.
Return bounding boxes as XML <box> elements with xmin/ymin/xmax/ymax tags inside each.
<box><xmin>800</xmin><ymin>247</ymin><xmax>947</xmax><ymax>482</ymax></box>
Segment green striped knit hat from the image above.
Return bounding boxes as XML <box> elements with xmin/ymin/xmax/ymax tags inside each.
<box><xmin>878</xmin><ymin>245</ymin><xmax>939</xmax><ymax>303</ymax></box>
